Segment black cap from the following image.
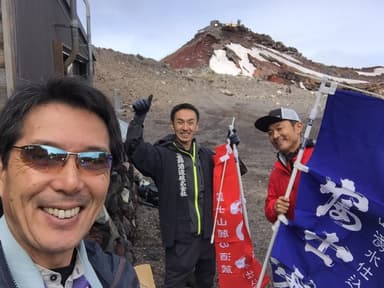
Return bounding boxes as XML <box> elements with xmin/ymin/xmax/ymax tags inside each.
<box><xmin>255</xmin><ymin>107</ymin><xmax>301</xmax><ymax>132</ymax></box>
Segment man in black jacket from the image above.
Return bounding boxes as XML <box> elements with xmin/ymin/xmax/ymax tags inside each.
<box><xmin>125</xmin><ymin>97</ymin><xmax>239</xmax><ymax>287</ymax></box>
<box><xmin>0</xmin><ymin>77</ymin><xmax>139</xmax><ymax>288</ymax></box>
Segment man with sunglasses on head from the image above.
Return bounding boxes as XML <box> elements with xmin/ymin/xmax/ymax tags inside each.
<box><xmin>254</xmin><ymin>107</ymin><xmax>314</xmax><ymax>223</ymax></box>
<box><xmin>0</xmin><ymin>77</ymin><xmax>139</xmax><ymax>288</ymax></box>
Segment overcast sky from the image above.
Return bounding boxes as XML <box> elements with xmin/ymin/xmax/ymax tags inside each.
<box><xmin>78</xmin><ymin>0</ymin><xmax>384</xmax><ymax>68</ymax></box>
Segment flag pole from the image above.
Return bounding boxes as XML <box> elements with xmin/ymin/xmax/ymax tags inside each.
<box><xmin>294</xmin><ymin>71</ymin><xmax>384</xmax><ymax>100</ymax></box>
<box><xmin>212</xmin><ymin>118</ymin><xmax>252</xmax><ymax>243</ymax></box>
<box><xmin>210</xmin><ymin>145</ymin><xmax>230</xmax><ymax>244</ymax></box>
<box><xmin>255</xmin><ymin>78</ymin><xmax>337</xmax><ymax>288</ymax></box>
<box><xmin>229</xmin><ymin>117</ymin><xmax>252</xmax><ymax>235</ymax></box>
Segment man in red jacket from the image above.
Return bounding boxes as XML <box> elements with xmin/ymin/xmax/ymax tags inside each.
<box><xmin>255</xmin><ymin>108</ymin><xmax>314</xmax><ymax>223</ymax></box>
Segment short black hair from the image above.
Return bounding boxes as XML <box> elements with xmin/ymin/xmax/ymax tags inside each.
<box><xmin>170</xmin><ymin>103</ymin><xmax>200</xmax><ymax>122</ymax></box>
<box><xmin>0</xmin><ymin>76</ymin><xmax>123</xmax><ymax>168</ymax></box>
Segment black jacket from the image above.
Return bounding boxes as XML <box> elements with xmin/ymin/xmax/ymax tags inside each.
<box><xmin>125</xmin><ymin>120</ymin><xmax>214</xmax><ymax>248</ymax></box>
<box><xmin>0</xmin><ymin>240</ymin><xmax>139</xmax><ymax>288</ymax></box>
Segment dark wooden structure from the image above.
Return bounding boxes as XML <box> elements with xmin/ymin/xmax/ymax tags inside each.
<box><xmin>0</xmin><ymin>0</ymin><xmax>92</xmax><ymax>107</ymax></box>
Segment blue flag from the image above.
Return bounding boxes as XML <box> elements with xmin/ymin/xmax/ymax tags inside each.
<box><xmin>271</xmin><ymin>89</ymin><xmax>384</xmax><ymax>287</ymax></box>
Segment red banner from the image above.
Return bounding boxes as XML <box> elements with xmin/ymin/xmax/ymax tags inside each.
<box><xmin>213</xmin><ymin>144</ymin><xmax>269</xmax><ymax>288</ymax></box>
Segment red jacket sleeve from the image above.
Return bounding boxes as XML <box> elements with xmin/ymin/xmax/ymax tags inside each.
<box><xmin>264</xmin><ymin>147</ymin><xmax>315</xmax><ymax>223</ymax></box>
<box><xmin>264</xmin><ymin>169</ymin><xmax>280</xmax><ymax>223</ymax></box>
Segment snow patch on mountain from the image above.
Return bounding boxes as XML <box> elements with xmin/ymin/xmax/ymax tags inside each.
<box><xmin>209</xmin><ymin>43</ymin><xmax>369</xmax><ymax>84</ymax></box>
<box><xmin>357</xmin><ymin>67</ymin><xmax>384</xmax><ymax>77</ymax></box>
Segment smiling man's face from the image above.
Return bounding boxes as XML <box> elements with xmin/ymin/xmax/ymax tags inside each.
<box><xmin>267</xmin><ymin>120</ymin><xmax>303</xmax><ymax>154</ymax></box>
<box><xmin>172</xmin><ymin>108</ymin><xmax>199</xmax><ymax>151</ymax></box>
<box><xmin>0</xmin><ymin>102</ymin><xmax>111</xmax><ymax>268</ymax></box>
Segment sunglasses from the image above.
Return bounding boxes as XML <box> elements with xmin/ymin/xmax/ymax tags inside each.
<box><xmin>13</xmin><ymin>144</ymin><xmax>113</xmax><ymax>175</ymax></box>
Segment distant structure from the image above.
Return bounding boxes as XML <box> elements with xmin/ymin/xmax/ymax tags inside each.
<box><xmin>206</xmin><ymin>20</ymin><xmax>249</xmax><ymax>34</ymax></box>
<box><xmin>210</xmin><ymin>20</ymin><xmax>221</xmax><ymax>27</ymax></box>
<box><xmin>210</xmin><ymin>19</ymin><xmax>244</xmax><ymax>29</ymax></box>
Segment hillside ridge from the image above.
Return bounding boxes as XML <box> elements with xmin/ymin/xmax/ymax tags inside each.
<box><xmin>160</xmin><ymin>20</ymin><xmax>383</xmax><ymax>94</ymax></box>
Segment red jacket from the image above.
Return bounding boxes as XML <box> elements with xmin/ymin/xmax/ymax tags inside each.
<box><xmin>264</xmin><ymin>146</ymin><xmax>314</xmax><ymax>223</ymax></box>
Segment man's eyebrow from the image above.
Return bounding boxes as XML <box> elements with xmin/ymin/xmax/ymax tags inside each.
<box><xmin>176</xmin><ymin>118</ymin><xmax>196</xmax><ymax>122</ymax></box>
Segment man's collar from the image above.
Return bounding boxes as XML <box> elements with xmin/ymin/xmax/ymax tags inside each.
<box><xmin>37</xmin><ymin>249</ymin><xmax>87</xmax><ymax>288</ymax></box>
<box><xmin>174</xmin><ymin>138</ymin><xmax>196</xmax><ymax>152</ymax></box>
<box><xmin>0</xmin><ymin>216</ymin><xmax>103</xmax><ymax>288</ymax></box>
<box><xmin>0</xmin><ymin>216</ymin><xmax>46</xmax><ymax>287</ymax></box>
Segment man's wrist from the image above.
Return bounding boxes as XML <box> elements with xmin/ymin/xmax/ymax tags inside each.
<box><xmin>133</xmin><ymin>113</ymin><xmax>146</xmax><ymax>125</ymax></box>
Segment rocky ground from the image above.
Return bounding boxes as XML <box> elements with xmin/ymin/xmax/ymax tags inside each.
<box><xmin>93</xmin><ymin>47</ymin><xmax>324</xmax><ymax>287</ymax></box>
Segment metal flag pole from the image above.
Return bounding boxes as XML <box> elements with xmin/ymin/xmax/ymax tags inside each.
<box><xmin>229</xmin><ymin>117</ymin><xmax>252</xmax><ymax>235</ymax></box>
<box><xmin>210</xmin><ymin>144</ymin><xmax>230</xmax><ymax>244</ymax></box>
<box><xmin>255</xmin><ymin>78</ymin><xmax>337</xmax><ymax>288</ymax></box>
<box><xmin>211</xmin><ymin>117</ymin><xmax>251</xmax><ymax>243</ymax></box>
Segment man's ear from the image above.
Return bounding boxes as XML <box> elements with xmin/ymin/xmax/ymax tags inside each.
<box><xmin>295</xmin><ymin>121</ymin><xmax>304</xmax><ymax>133</ymax></box>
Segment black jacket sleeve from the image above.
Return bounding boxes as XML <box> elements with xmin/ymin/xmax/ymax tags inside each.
<box><xmin>124</xmin><ymin>116</ymin><xmax>161</xmax><ymax>180</ymax></box>
<box><xmin>124</xmin><ymin>115</ymin><xmax>144</xmax><ymax>160</ymax></box>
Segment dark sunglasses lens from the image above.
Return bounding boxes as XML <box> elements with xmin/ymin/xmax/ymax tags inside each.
<box><xmin>77</xmin><ymin>152</ymin><xmax>112</xmax><ymax>171</ymax></box>
<box><xmin>20</xmin><ymin>145</ymin><xmax>66</xmax><ymax>168</ymax></box>
<box><xmin>17</xmin><ymin>145</ymin><xmax>111</xmax><ymax>173</ymax></box>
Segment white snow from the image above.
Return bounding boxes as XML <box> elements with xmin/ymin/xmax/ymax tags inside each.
<box><xmin>209</xmin><ymin>43</ymin><xmax>374</xmax><ymax>85</ymax></box>
<box><xmin>226</xmin><ymin>44</ymin><xmax>256</xmax><ymax>77</ymax></box>
<box><xmin>261</xmin><ymin>45</ymin><xmax>303</xmax><ymax>64</ymax></box>
<box><xmin>356</xmin><ymin>67</ymin><xmax>384</xmax><ymax>76</ymax></box>
<box><xmin>209</xmin><ymin>49</ymin><xmax>241</xmax><ymax>76</ymax></box>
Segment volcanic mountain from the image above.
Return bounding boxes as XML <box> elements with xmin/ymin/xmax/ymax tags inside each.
<box><xmin>161</xmin><ymin>20</ymin><xmax>384</xmax><ymax>94</ymax></box>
